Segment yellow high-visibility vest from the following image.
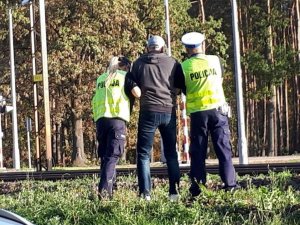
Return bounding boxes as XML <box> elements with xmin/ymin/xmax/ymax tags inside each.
<box><xmin>181</xmin><ymin>54</ymin><xmax>226</xmax><ymax>114</ymax></box>
<box><xmin>92</xmin><ymin>70</ymin><xmax>130</xmax><ymax>122</ymax></box>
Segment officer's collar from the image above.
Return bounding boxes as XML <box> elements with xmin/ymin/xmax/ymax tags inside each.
<box><xmin>189</xmin><ymin>53</ymin><xmax>205</xmax><ymax>58</ymax></box>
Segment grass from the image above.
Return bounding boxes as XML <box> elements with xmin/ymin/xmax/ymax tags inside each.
<box><xmin>1</xmin><ymin>171</ymin><xmax>300</xmax><ymax>225</ymax></box>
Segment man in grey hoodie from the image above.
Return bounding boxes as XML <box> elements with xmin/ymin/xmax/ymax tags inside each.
<box><xmin>126</xmin><ymin>35</ymin><xmax>182</xmax><ymax>201</ymax></box>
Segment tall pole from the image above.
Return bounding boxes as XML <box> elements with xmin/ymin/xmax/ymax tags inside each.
<box><xmin>0</xmin><ymin>113</ymin><xmax>3</xmax><ymax>169</ymax></box>
<box><xmin>164</xmin><ymin>0</ymin><xmax>189</xmax><ymax>163</ymax></box>
<box><xmin>159</xmin><ymin>0</ymin><xmax>172</xmax><ymax>163</ymax></box>
<box><xmin>8</xmin><ymin>6</ymin><xmax>21</xmax><ymax>170</ymax></box>
<box><xmin>231</xmin><ymin>0</ymin><xmax>248</xmax><ymax>164</ymax></box>
<box><xmin>26</xmin><ymin>117</ymin><xmax>32</xmax><ymax>169</ymax></box>
<box><xmin>164</xmin><ymin>0</ymin><xmax>171</xmax><ymax>56</ymax></box>
<box><xmin>30</xmin><ymin>0</ymin><xmax>41</xmax><ymax>171</ymax></box>
<box><xmin>39</xmin><ymin>0</ymin><xmax>52</xmax><ymax>170</ymax></box>
<box><xmin>0</xmin><ymin>95</ymin><xmax>3</xmax><ymax>169</ymax></box>
<box><xmin>297</xmin><ymin>0</ymin><xmax>300</xmax><ymax>61</ymax></box>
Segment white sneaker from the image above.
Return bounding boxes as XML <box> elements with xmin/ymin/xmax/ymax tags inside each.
<box><xmin>141</xmin><ymin>194</ymin><xmax>151</xmax><ymax>201</ymax></box>
<box><xmin>144</xmin><ymin>195</ymin><xmax>151</xmax><ymax>201</ymax></box>
<box><xmin>169</xmin><ymin>194</ymin><xmax>180</xmax><ymax>202</ymax></box>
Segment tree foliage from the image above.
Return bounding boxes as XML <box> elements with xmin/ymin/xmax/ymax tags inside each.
<box><xmin>0</xmin><ymin>0</ymin><xmax>298</xmax><ymax>168</ymax></box>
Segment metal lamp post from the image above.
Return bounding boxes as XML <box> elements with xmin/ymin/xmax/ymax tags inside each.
<box><xmin>39</xmin><ymin>0</ymin><xmax>52</xmax><ymax>170</ymax></box>
<box><xmin>19</xmin><ymin>0</ymin><xmax>42</xmax><ymax>170</ymax></box>
<box><xmin>28</xmin><ymin>0</ymin><xmax>42</xmax><ymax>171</ymax></box>
<box><xmin>8</xmin><ymin>3</ymin><xmax>20</xmax><ymax>170</ymax></box>
<box><xmin>231</xmin><ymin>0</ymin><xmax>248</xmax><ymax>164</ymax></box>
<box><xmin>0</xmin><ymin>95</ymin><xmax>4</xmax><ymax>169</ymax></box>
<box><xmin>5</xmin><ymin>0</ymin><xmax>52</xmax><ymax>170</ymax></box>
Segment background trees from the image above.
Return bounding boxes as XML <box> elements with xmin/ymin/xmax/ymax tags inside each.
<box><xmin>0</xmin><ymin>0</ymin><xmax>299</xmax><ymax>168</ymax></box>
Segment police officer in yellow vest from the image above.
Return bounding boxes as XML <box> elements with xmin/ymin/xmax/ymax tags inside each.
<box><xmin>175</xmin><ymin>32</ymin><xmax>239</xmax><ymax>197</ymax></box>
<box><xmin>92</xmin><ymin>56</ymin><xmax>141</xmax><ymax>199</ymax></box>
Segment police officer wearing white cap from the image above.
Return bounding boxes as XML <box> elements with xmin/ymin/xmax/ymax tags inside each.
<box><xmin>175</xmin><ymin>32</ymin><xmax>239</xmax><ymax>197</ymax></box>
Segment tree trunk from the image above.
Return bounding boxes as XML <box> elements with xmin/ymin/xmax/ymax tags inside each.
<box><xmin>296</xmin><ymin>0</ymin><xmax>300</xmax><ymax>154</ymax></box>
<box><xmin>267</xmin><ymin>0</ymin><xmax>276</xmax><ymax>156</ymax></box>
<box><xmin>297</xmin><ymin>0</ymin><xmax>300</xmax><ymax>61</ymax></box>
<box><xmin>198</xmin><ymin>0</ymin><xmax>206</xmax><ymax>51</ymax></box>
<box><xmin>61</xmin><ymin>124</ymin><xmax>68</xmax><ymax>167</ymax></box>
<box><xmin>262</xmin><ymin>97</ymin><xmax>267</xmax><ymax>156</ymax></box>
<box><xmin>239</xmin><ymin>1</ymin><xmax>250</xmax><ymax>154</ymax></box>
<box><xmin>71</xmin><ymin>116</ymin><xmax>87</xmax><ymax>166</ymax></box>
<box><xmin>284</xmin><ymin>79</ymin><xmax>289</xmax><ymax>153</ymax></box>
<box><xmin>293</xmin><ymin>75</ymin><xmax>300</xmax><ymax>153</ymax></box>
<box><xmin>277</xmin><ymin>85</ymin><xmax>283</xmax><ymax>155</ymax></box>
<box><xmin>56</xmin><ymin>123</ymin><xmax>62</xmax><ymax>165</ymax></box>
<box><xmin>52</xmin><ymin>121</ymin><xmax>57</xmax><ymax>166</ymax></box>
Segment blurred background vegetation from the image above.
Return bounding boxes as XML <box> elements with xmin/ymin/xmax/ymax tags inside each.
<box><xmin>0</xmin><ymin>0</ymin><xmax>299</xmax><ymax>168</ymax></box>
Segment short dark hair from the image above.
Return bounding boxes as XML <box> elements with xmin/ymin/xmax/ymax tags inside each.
<box><xmin>118</xmin><ymin>56</ymin><xmax>131</xmax><ymax>68</ymax></box>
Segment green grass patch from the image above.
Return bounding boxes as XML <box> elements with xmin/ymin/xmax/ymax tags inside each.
<box><xmin>1</xmin><ymin>172</ymin><xmax>300</xmax><ymax>225</ymax></box>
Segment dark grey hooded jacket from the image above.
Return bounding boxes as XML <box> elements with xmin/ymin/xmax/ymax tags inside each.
<box><xmin>126</xmin><ymin>52</ymin><xmax>182</xmax><ymax>113</ymax></box>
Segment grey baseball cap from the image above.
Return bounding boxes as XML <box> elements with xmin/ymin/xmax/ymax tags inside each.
<box><xmin>147</xmin><ymin>35</ymin><xmax>165</xmax><ymax>50</ymax></box>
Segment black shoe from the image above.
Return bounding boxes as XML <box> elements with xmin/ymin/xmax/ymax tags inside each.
<box><xmin>169</xmin><ymin>181</ymin><xmax>179</xmax><ymax>196</ymax></box>
<box><xmin>222</xmin><ymin>184</ymin><xmax>241</xmax><ymax>193</ymax></box>
<box><xmin>189</xmin><ymin>182</ymin><xmax>201</xmax><ymax>197</ymax></box>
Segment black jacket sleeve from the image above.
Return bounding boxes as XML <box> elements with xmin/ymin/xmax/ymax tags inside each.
<box><xmin>174</xmin><ymin>63</ymin><xmax>186</xmax><ymax>95</ymax></box>
<box><xmin>125</xmin><ymin>71</ymin><xmax>138</xmax><ymax>114</ymax></box>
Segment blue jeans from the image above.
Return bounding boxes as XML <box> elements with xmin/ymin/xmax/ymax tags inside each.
<box><xmin>136</xmin><ymin>110</ymin><xmax>180</xmax><ymax>196</ymax></box>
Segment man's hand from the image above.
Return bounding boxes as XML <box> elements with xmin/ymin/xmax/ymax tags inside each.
<box><xmin>131</xmin><ymin>86</ymin><xmax>141</xmax><ymax>98</ymax></box>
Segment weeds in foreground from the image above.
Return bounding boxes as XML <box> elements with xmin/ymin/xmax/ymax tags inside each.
<box><xmin>0</xmin><ymin>172</ymin><xmax>300</xmax><ymax>225</ymax></box>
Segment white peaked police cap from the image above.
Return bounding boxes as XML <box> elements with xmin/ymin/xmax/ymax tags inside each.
<box><xmin>147</xmin><ymin>35</ymin><xmax>165</xmax><ymax>50</ymax></box>
<box><xmin>181</xmin><ymin>32</ymin><xmax>205</xmax><ymax>48</ymax></box>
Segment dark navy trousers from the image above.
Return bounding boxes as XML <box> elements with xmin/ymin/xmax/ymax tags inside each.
<box><xmin>96</xmin><ymin>117</ymin><xmax>126</xmax><ymax>197</ymax></box>
<box><xmin>189</xmin><ymin>109</ymin><xmax>236</xmax><ymax>188</ymax></box>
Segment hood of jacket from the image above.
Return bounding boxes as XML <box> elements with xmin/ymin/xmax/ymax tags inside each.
<box><xmin>139</xmin><ymin>53</ymin><xmax>169</xmax><ymax>64</ymax></box>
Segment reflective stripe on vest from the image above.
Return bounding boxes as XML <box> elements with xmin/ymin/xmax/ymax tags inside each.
<box><xmin>92</xmin><ymin>70</ymin><xmax>130</xmax><ymax>122</ymax></box>
<box><xmin>181</xmin><ymin>54</ymin><xmax>226</xmax><ymax>114</ymax></box>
